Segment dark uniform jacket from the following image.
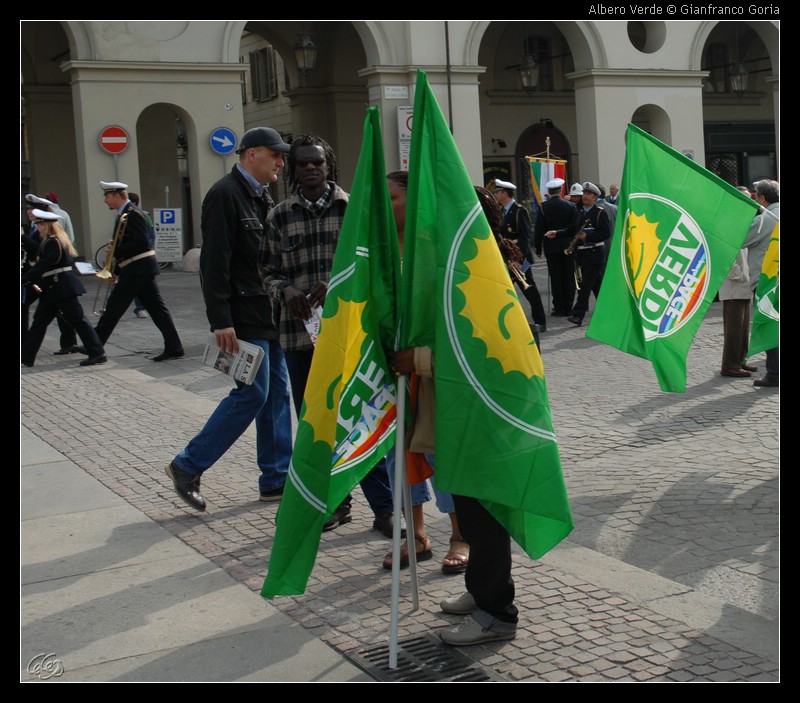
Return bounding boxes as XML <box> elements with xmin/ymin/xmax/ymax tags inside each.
<box><xmin>21</xmin><ymin>236</ymin><xmax>86</xmax><ymax>303</ymax></box>
<box><xmin>533</xmin><ymin>196</ymin><xmax>580</xmax><ymax>256</ymax></box>
<box><xmin>575</xmin><ymin>204</ymin><xmax>612</xmax><ymax>262</ymax></box>
<box><xmin>501</xmin><ymin>201</ymin><xmax>534</xmax><ymax>263</ymax></box>
<box><xmin>113</xmin><ymin>201</ymin><xmax>160</xmax><ymax>277</ymax></box>
<box><xmin>199</xmin><ymin>165</ymin><xmax>279</xmax><ymax>341</ymax></box>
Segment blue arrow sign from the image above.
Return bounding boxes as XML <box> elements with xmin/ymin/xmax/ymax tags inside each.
<box><xmin>210</xmin><ymin>127</ymin><xmax>237</xmax><ymax>155</ymax></box>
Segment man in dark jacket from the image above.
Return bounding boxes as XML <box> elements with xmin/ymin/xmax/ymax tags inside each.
<box><xmin>88</xmin><ymin>181</ymin><xmax>183</xmax><ymax>359</ymax></box>
<box><xmin>165</xmin><ymin>127</ymin><xmax>293</xmax><ymax>512</ymax></box>
<box><xmin>533</xmin><ymin>177</ymin><xmax>580</xmax><ymax>317</ymax></box>
<box><xmin>493</xmin><ymin>179</ymin><xmax>547</xmax><ymax>332</ymax></box>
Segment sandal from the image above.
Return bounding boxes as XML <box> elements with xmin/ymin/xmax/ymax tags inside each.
<box><xmin>382</xmin><ymin>535</ymin><xmax>433</xmax><ymax>570</ymax></box>
<box><xmin>441</xmin><ymin>538</ymin><xmax>470</xmax><ymax>574</ymax></box>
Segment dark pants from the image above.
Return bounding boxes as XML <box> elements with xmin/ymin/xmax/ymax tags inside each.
<box><xmin>21</xmin><ymin>295</ymin><xmax>104</xmax><ymax>365</ymax></box>
<box><xmin>545</xmin><ymin>253</ymin><xmax>576</xmax><ymax>315</ymax></box>
<box><xmin>765</xmin><ymin>347</ymin><xmax>779</xmax><ymax>380</ymax></box>
<box><xmin>517</xmin><ymin>267</ymin><xmax>546</xmax><ymax>327</ymax></box>
<box><xmin>453</xmin><ymin>494</ymin><xmax>518</xmax><ymax>624</ymax></box>
<box><xmin>95</xmin><ymin>274</ymin><xmax>182</xmax><ymax>351</ymax></box>
<box><xmin>721</xmin><ymin>299</ymin><xmax>751</xmax><ymax>370</ymax></box>
<box><xmin>284</xmin><ymin>348</ymin><xmax>394</xmax><ymax>517</ymax></box>
<box><xmin>570</xmin><ymin>248</ymin><xmax>606</xmax><ymax>321</ymax></box>
<box><xmin>22</xmin><ymin>289</ymin><xmax>76</xmax><ymax>349</ymax></box>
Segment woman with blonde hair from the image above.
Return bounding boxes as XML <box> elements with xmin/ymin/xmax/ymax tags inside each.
<box><xmin>21</xmin><ymin>210</ymin><xmax>106</xmax><ymax>367</ymax></box>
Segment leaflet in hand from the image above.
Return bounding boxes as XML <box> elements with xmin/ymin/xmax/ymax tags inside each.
<box><xmin>202</xmin><ymin>334</ymin><xmax>265</xmax><ymax>385</ymax></box>
<box><xmin>304</xmin><ymin>305</ymin><xmax>322</xmax><ymax>346</ymax></box>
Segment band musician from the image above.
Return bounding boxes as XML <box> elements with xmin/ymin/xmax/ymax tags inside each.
<box><xmin>76</xmin><ymin>181</ymin><xmax>183</xmax><ymax>361</ymax></box>
<box><xmin>493</xmin><ymin>179</ymin><xmax>547</xmax><ymax>332</ymax></box>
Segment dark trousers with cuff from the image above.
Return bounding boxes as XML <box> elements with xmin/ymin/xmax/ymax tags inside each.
<box><xmin>453</xmin><ymin>493</ymin><xmax>518</xmax><ymax>624</ymax></box>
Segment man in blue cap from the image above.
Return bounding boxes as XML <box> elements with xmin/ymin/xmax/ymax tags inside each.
<box><xmin>166</xmin><ymin>127</ymin><xmax>294</xmax><ymax>511</ymax></box>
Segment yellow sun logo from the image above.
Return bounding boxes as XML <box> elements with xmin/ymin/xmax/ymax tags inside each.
<box><xmin>626</xmin><ymin>212</ymin><xmax>661</xmax><ymax>298</ymax></box>
<box><xmin>302</xmin><ymin>298</ymin><xmax>368</xmax><ymax>448</ymax></box>
<box><xmin>456</xmin><ymin>235</ymin><xmax>543</xmax><ymax>379</ymax></box>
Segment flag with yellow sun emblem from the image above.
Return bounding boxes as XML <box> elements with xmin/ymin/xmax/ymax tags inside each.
<box><xmin>402</xmin><ymin>71</ymin><xmax>573</xmax><ymax>560</ymax></box>
<box><xmin>749</xmin><ymin>220</ymin><xmax>779</xmax><ymax>356</ymax></box>
<box><xmin>586</xmin><ymin>124</ymin><xmax>759</xmax><ymax>392</ymax></box>
<box><xmin>262</xmin><ymin>107</ymin><xmax>400</xmax><ymax>598</ymax></box>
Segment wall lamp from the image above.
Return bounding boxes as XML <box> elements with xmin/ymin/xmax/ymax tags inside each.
<box><xmin>491</xmin><ymin>137</ymin><xmax>507</xmax><ymax>148</ymax></box>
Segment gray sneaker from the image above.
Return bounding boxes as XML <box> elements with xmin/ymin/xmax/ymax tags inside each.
<box><xmin>440</xmin><ymin>591</ymin><xmax>476</xmax><ymax>615</ymax></box>
<box><xmin>439</xmin><ymin>615</ymin><xmax>516</xmax><ymax>646</ymax></box>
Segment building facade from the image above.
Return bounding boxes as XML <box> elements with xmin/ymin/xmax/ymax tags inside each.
<box><xmin>21</xmin><ymin>20</ymin><xmax>779</xmax><ymax>259</ymax></box>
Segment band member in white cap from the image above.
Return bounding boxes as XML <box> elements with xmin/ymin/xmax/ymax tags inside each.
<box><xmin>493</xmin><ymin>179</ymin><xmax>547</xmax><ymax>332</ymax></box>
<box><xmin>78</xmin><ymin>181</ymin><xmax>183</xmax><ymax>361</ymax></box>
<box><xmin>567</xmin><ymin>181</ymin><xmax>612</xmax><ymax>326</ymax></box>
<box><xmin>21</xmin><ymin>210</ymin><xmax>106</xmax><ymax>367</ymax></box>
<box><xmin>534</xmin><ymin>177</ymin><xmax>580</xmax><ymax>317</ymax></box>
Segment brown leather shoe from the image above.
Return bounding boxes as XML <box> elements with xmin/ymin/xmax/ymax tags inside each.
<box><xmin>741</xmin><ymin>364</ymin><xmax>758</xmax><ymax>372</ymax></box>
<box><xmin>721</xmin><ymin>368</ymin><xmax>751</xmax><ymax>378</ymax></box>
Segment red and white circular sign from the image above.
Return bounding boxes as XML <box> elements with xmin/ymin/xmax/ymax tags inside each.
<box><xmin>99</xmin><ymin>125</ymin><xmax>129</xmax><ymax>155</ymax></box>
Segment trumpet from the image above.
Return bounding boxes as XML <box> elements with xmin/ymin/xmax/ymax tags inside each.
<box><xmin>507</xmin><ymin>262</ymin><xmax>531</xmax><ymax>290</ymax></box>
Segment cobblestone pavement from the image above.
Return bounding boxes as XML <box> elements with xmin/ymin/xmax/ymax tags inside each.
<box><xmin>20</xmin><ymin>266</ymin><xmax>779</xmax><ymax>682</ymax></box>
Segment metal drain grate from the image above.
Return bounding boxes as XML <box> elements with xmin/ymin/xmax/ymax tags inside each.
<box><xmin>346</xmin><ymin>634</ymin><xmax>500</xmax><ymax>682</ymax></box>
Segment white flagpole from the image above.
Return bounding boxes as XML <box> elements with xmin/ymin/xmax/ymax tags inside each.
<box><xmin>389</xmin><ymin>373</ymin><xmax>419</xmax><ymax>668</ymax></box>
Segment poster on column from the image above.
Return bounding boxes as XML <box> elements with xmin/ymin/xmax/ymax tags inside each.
<box><xmin>153</xmin><ymin>208</ymin><xmax>183</xmax><ymax>263</ymax></box>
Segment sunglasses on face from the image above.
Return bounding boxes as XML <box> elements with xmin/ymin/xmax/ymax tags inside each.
<box><xmin>296</xmin><ymin>158</ymin><xmax>325</xmax><ymax>167</ymax></box>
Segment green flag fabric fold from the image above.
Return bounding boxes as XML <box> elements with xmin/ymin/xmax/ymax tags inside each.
<box><xmin>262</xmin><ymin>106</ymin><xmax>401</xmax><ymax>598</ymax></box>
<box><xmin>586</xmin><ymin>123</ymin><xmax>760</xmax><ymax>393</ymax></box>
<box><xmin>402</xmin><ymin>70</ymin><xmax>573</xmax><ymax>560</ymax></box>
<box><xmin>749</xmin><ymin>219</ymin><xmax>779</xmax><ymax>357</ymax></box>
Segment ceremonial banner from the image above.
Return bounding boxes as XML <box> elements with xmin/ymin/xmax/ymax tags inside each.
<box><xmin>403</xmin><ymin>71</ymin><xmax>573</xmax><ymax>560</ymax></box>
<box><xmin>262</xmin><ymin>107</ymin><xmax>400</xmax><ymax>597</ymax></box>
<box><xmin>586</xmin><ymin>123</ymin><xmax>759</xmax><ymax>393</ymax></box>
<box><xmin>528</xmin><ymin>157</ymin><xmax>567</xmax><ymax>215</ymax></box>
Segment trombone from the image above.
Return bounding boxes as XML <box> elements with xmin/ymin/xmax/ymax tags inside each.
<box><xmin>93</xmin><ymin>213</ymin><xmax>127</xmax><ymax>314</ymax></box>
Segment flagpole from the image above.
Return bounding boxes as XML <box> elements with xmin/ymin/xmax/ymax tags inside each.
<box><xmin>389</xmin><ymin>373</ymin><xmax>409</xmax><ymax>668</ymax></box>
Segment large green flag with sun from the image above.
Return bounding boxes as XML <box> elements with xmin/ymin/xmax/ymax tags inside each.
<box><xmin>749</xmin><ymin>219</ymin><xmax>779</xmax><ymax>356</ymax></box>
<box><xmin>402</xmin><ymin>70</ymin><xmax>573</xmax><ymax>560</ymax></box>
<box><xmin>262</xmin><ymin>107</ymin><xmax>400</xmax><ymax>598</ymax></box>
<box><xmin>586</xmin><ymin>124</ymin><xmax>759</xmax><ymax>393</ymax></box>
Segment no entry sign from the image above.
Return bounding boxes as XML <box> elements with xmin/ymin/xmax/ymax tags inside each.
<box><xmin>99</xmin><ymin>125</ymin><xmax>129</xmax><ymax>155</ymax></box>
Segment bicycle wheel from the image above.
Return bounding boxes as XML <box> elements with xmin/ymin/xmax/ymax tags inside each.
<box><xmin>94</xmin><ymin>243</ymin><xmax>107</xmax><ymax>270</ymax></box>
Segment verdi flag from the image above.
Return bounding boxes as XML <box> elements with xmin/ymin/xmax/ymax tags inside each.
<box><xmin>403</xmin><ymin>70</ymin><xmax>572</xmax><ymax>560</ymax></box>
<box><xmin>528</xmin><ymin>157</ymin><xmax>567</xmax><ymax>215</ymax></box>
<box><xmin>586</xmin><ymin>123</ymin><xmax>759</xmax><ymax>393</ymax></box>
<box><xmin>749</xmin><ymin>220</ymin><xmax>779</xmax><ymax>356</ymax></box>
<box><xmin>262</xmin><ymin>106</ymin><xmax>400</xmax><ymax>598</ymax></box>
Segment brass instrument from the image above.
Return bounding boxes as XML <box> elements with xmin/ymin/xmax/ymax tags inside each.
<box><xmin>573</xmin><ymin>261</ymin><xmax>583</xmax><ymax>291</ymax></box>
<box><xmin>96</xmin><ymin>213</ymin><xmax>128</xmax><ymax>280</ymax></box>
<box><xmin>507</xmin><ymin>262</ymin><xmax>531</xmax><ymax>290</ymax></box>
<box><xmin>93</xmin><ymin>213</ymin><xmax>128</xmax><ymax>314</ymax></box>
<box><xmin>564</xmin><ymin>234</ymin><xmax>581</xmax><ymax>256</ymax></box>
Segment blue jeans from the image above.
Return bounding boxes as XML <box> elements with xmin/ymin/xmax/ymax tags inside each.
<box><xmin>385</xmin><ymin>450</ymin><xmax>455</xmax><ymax>514</ymax></box>
<box><xmin>174</xmin><ymin>338</ymin><xmax>292</xmax><ymax>492</ymax></box>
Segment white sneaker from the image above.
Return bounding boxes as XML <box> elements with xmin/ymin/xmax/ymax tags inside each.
<box><xmin>440</xmin><ymin>591</ymin><xmax>476</xmax><ymax>615</ymax></box>
<box><xmin>438</xmin><ymin>615</ymin><xmax>516</xmax><ymax>646</ymax></box>
<box><xmin>134</xmin><ymin>310</ymin><xmax>149</xmax><ymax>318</ymax></box>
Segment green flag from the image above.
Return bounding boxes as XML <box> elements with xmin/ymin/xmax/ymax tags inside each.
<box><xmin>402</xmin><ymin>70</ymin><xmax>573</xmax><ymax>560</ymax></box>
<box><xmin>749</xmin><ymin>220</ymin><xmax>779</xmax><ymax>356</ymax></box>
<box><xmin>262</xmin><ymin>107</ymin><xmax>400</xmax><ymax>598</ymax></box>
<box><xmin>586</xmin><ymin>124</ymin><xmax>759</xmax><ymax>393</ymax></box>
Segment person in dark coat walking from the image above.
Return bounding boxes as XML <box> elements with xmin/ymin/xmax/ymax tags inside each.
<box><xmin>21</xmin><ymin>210</ymin><xmax>106</xmax><ymax>367</ymax></box>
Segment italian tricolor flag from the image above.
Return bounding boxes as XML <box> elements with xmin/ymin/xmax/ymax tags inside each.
<box><xmin>528</xmin><ymin>157</ymin><xmax>567</xmax><ymax>215</ymax></box>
